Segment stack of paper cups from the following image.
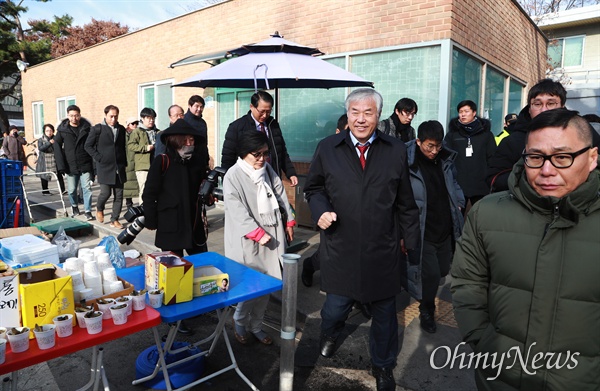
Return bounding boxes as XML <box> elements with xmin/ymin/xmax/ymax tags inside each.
<box><xmin>93</xmin><ymin>246</ymin><xmax>107</xmax><ymax>262</ymax></box>
<box><xmin>78</xmin><ymin>248</ymin><xmax>93</xmax><ymax>258</ymax></box>
<box><xmin>75</xmin><ymin>288</ymin><xmax>94</xmax><ymax>302</ymax></box>
<box><xmin>102</xmin><ymin>267</ymin><xmax>118</xmax><ymax>282</ymax></box>
<box><xmin>97</xmin><ymin>253</ymin><xmax>112</xmax><ymax>274</ymax></box>
<box><xmin>80</xmin><ymin>253</ymin><xmax>94</xmax><ymax>264</ymax></box>
<box><xmin>69</xmin><ymin>271</ymin><xmax>86</xmax><ymax>292</ymax></box>
<box><xmin>105</xmin><ymin>280</ymin><xmax>124</xmax><ymax>294</ymax></box>
<box><xmin>83</xmin><ymin>260</ymin><xmax>102</xmax><ymax>298</ymax></box>
<box><xmin>64</xmin><ymin>257</ymin><xmax>84</xmax><ymax>275</ymax></box>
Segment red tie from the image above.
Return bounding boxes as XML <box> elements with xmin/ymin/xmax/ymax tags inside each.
<box><xmin>357</xmin><ymin>143</ymin><xmax>370</xmax><ymax>169</ymax></box>
<box><xmin>259</xmin><ymin>123</ymin><xmax>266</xmax><ymax>135</ymax></box>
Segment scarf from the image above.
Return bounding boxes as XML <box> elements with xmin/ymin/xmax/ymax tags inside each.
<box><xmin>236</xmin><ymin>158</ymin><xmax>280</xmax><ymax>226</ymax></box>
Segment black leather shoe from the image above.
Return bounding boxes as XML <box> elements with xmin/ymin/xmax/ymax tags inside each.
<box><xmin>420</xmin><ymin>311</ymin><xmax>437</xmax><ymax>333</ymax></box>
<box><xmin>372</xmin><ymin>366</ymin><xmax>396</xmax><ymax>391</ymax></box>
<box><xmin>301</xmin><ymin>263</ymin><xmax>314</xmax><ymax>287</ymax></box>
<box><xmin>319</xmin><ymin>336</ymin><xmax>336</xmax><ymax>358</ymax></box>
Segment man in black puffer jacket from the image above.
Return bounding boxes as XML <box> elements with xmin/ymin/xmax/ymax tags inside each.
<box><xmin>486</xmin><ymin>79</ymin><xmax>567</xmax><ymax>192</ymax></box>
<box><xmin>54</xmin><ymin>104</ymin><xmax>95</xmax><ymax>219</ymax></box>
<box><xmin>221</xmin><ymin>91</ymin><xmax>297</xmax><ymax>186</ymax></box>
<box><xmin>444</xmin><ymin>100</ymin><xmax>496</xmax><ymax>211</ymax></box>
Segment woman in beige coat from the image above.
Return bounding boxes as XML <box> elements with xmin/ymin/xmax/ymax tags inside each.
<box><xmin>223</xmin><ymin>131</ymin><xmax>294</xmax><ymax>346</ymax></box>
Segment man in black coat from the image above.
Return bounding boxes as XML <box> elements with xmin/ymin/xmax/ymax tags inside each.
<box><xmin>221</xmin><ymin>90</ymin><xmax>298</xmax><ymax>186</ymax></box>
<box><xmin>54</xmin><ymin>104</ymin><xmax>95</xmax><ymax>219</ymax></box>
<box><xmin>85</xmin><ymin>105</ymin><xmax>127</xmax><ymax>228</ymax></box>
<box><xmin>304</xmin><ymin>88</ymin><xmax>419</xmax><ymax>391</ymax></box>
<box><xmin>486</xmin><ymin>79</ymin><xmax>567</xmax><ymax>192</ymax></box>
<box><xmin>444</xmin><ymin>100</ymin><xmax>496</xmax><ymax>210</ymax></box>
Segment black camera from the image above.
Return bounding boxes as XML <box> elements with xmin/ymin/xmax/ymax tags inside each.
<box><xmin>199</xmin><ymin>166</ymin><xmax>227</xmax><ymax>205</ymax></box>
<box><xmin>117</xmin><ymin>205</ymin><xmax>146</xmax><ymax>245</ymax></box>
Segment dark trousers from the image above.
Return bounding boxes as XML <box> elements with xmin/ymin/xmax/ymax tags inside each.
<box><xmin>419</xmin><ymin>237</ymin><xmax>452</xmax><ymax>314</ymax></box>
<box><xmin>41</xmin><ymin>175</ymin><xmax>65</xmax><ymax>193</ymax></box>
<box><xmin>97</xmin><ymin>182</ymin><xmax>124</xmax><ymax>222</ymax></box>
<box><xmin>321</xmin><ymin>293</ymin><xmax>398</xmax><ymax>368</ymax></box>
<box><xmin>304</xmin><ymin>247</ymin><xmax>321</xmax><ymax>272</ymax></box>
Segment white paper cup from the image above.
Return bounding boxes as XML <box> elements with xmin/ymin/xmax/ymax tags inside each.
<box><xmin>33</xmin><ymin>324</ymin><xmax>56</xmax><ymax>350</ymax></box>
<box><xmin>0</xmin><ymin>327</ymin><xmax>6</xmax><ymax>340</ymax></box>
<box><xmin>75</xmin><ymin>307</ymin><xmax>93</xmax><ymax>328</ymax></box>
<box><xmin>97</xmin><ymin>299</ymin><xmax>116</xmax><ymax>319</ymax></box>
<box><xmin>148</xmin><ymin>291</ymin><xmax>164</xmax><ymax>309</ymax></box>
<box><xmin>78</xmin><ymin>288</ymin><xmax>94</xmax><ymax>302</ymax></box>
<box><xmin>78</xmin><ymin>248</ymin><xmax>93</xmax><ymax>257</ymax></box>
<box><xmin>85</xmin><ymin>312</ymin><xmax>103</xmax><ymax>335</ymax></box>
<box><xmin>53</xmin><ymin>314</ymin><xmax>74</xmax><ymax>338</ymax></box>
<box><xmin>7</xmin><ymin>327</ymin><xmax>30</xmax><ymax>353</ymax></box>
<box><xmin>115</xmin><ymin>296</ymin><xmax>132</xmax><ymax>316</ymax></box>
<box><xmin>132</xmin><ymin>293</ymin><xmax>146</xmax><ymax>311</ymax></box>
<box><xmin>110</xmin><ymin>304</ymin><xmax>128</xmax><ymax>325</ymax></box>
<box><xmin>0</xmin><ymin>339</ymin><xmax>6</xmax><ymax>364</ymax></box>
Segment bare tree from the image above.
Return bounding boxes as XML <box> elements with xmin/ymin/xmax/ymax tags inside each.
<box><xmin>517</xmin><ymin>0</ymin><xmax>600</xmax><ymax>16</ymax></box>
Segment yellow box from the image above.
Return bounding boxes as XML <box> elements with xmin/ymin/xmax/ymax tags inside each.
<box><xmin>193</xmin><ymin>266</ymin><xmax>230</xmax><ymax>297</ymax></box>
<box><xmin>146</xmin><ymin>252</ymin><xmax>193</xmax><ymax>305</ymax></box>
<box><xmin>17</xmin><ymin>264</ymin><xmax>74</xmax><ymax>338</ymax></box>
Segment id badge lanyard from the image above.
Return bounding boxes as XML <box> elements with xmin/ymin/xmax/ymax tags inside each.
<box><xmin>466</xmin><ymin>137</ymin><xmax>473</xmax><ymax>157</ymax></box>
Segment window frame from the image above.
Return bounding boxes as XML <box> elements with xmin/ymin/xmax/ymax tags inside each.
<box><xmin>138</xmin><ymin>79</ymin><xmax>175</xmax><ymax>131</ymax></box>
<box><xmin>548</xmin><ymin>35</ymin><xmax>585</xmax><ymax>69</ymax></box>
<box><xmin>56</xmin><ymin>96</ymin><xmax>76</xmax><ymax>123</ymax></box>
<box><xmin>32</xmin><ymin>101</ymin><xmax>44</xmax><ymax>139</ymax></box>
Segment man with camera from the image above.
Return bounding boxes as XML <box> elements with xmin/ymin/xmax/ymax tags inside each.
<box><xmin>1</xmin><ymin>125</ymin><xmax>26</xmax><ymax>162</ymax></box>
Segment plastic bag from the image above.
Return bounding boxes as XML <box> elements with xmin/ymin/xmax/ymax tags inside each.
<box><xmin>52</xmin><ymin>226</ymin><xmax>81</xmax><ymax>262</ymax></box>
<box><xmin>99</xmin><ymin>235</ymin><xmax>126</xmax><ymax>269</ymax></box>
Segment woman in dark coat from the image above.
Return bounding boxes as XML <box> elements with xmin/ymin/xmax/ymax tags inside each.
<box><xmin>36</xmin><ymin>124</ymin><xmax>65</xmax><ymax>195</ymax></box>
<box><xmin>142</xmin><ymin>119</ymin><xmax>209</xmax><ymax>256</ymax></box>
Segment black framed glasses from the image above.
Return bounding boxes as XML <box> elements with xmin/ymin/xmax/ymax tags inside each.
<box><xmin>522</xmin><ymin>146</ymin><xmax>591</xmax><ymax>169</ymax></box>
<box><xmin>250</xmin><ymin>150</ymin><xmax>269</xmax><ymax>159</ymax></box>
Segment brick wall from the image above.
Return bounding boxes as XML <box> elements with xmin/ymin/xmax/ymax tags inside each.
<box><xmin>21</xmin><ymin>0</ymin><xmax>546</xmax><ymax>206</ymax></box>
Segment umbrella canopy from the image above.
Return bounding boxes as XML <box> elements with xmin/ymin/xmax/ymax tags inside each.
<box><xmin>174</xmin><ymin>51</ymin><xmax>373</xmax><ymax>89</ymax></box>
<box><xmin>173</xmin><ymin>33</ymin><xmax>373</xmax><ymax>90</ymax></box>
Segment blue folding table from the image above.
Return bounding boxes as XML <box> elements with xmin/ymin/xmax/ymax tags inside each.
<box><xmin>117</xmin><ymin>251</ymin><xmax>283</xmax><ymax>391</ymax></box>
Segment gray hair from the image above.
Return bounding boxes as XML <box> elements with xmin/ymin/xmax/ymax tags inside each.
<box><xmin>345</xmin><ymin>88</ymin><xmax>383</xmax><ymax>118</ymax></box>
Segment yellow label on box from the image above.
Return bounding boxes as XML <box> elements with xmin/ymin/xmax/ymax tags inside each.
<box><xmin>193</xmin><ymin>266</ymin><xmax>229</xmax><ymax>297</ymax></box>
<box><xmin>17</xmin><ymin>264</ymin><xmax>74</xmax><ymax>338</ymax></box>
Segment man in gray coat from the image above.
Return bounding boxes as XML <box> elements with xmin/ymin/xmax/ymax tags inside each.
<box><xmin>305</xmin><ymin>88</ymin><xmax>419</xmax><ymax>391</ymax></box>
<box><xmin>85</xmin><ymin>105</ymin><xmax>127</xmax><ymax>228</ymax></box>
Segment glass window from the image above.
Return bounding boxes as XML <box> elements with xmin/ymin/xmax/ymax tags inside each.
<box><xmin>484</xmin><ymin>68</ymin><xmax>505</xmax><ymax>136</ymax></box>
<box><xmin>32</xmin><ymin>101</ymin><xmax>44</xmax><ymax>138</ymax></box>
<box><xmin>56</xmin><ymin>96</ymin><xmax>75</xmax><ymax>122</ymax></box>
<box><xmin>547</xmin><ymin>36</ymin><xmax>584</xmax><ymax>68</ymax></box>
<box><xmin>352</xmin><ymin>47</ymin><xmax>441</xmax><ymax>133</ymax></box>
<box><xmin>451</xmin><ymin>50</ymin><xmax>482</xmax><ymax>125</ymax></box>
<box><xmin>508</xmin><ymin>79</ymin><xmax>523</xmax><ymax>115</ymax></box>
<box><xmin>139</xmin><ymin>80</ymin><xmax>173</xmax><ymax>130</ymax></box>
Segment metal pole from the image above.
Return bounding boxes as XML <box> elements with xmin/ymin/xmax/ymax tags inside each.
<box><xmin>279</xmin><ymin>253</ymin><xmax>300</xmax><ymax>391</ymax></box>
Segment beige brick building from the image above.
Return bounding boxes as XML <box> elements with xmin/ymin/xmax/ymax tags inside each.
<box><xmin>20</xmin><ymin>0</ymin><xmax>546</xmax><ymax>221</ymax></box>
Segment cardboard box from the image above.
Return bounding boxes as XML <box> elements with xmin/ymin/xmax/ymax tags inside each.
<box><xmin>0</xmin><ymin>227</ymin><xmax>43</xmax><ymax>239</ymax></box>
<box><xmin>146</xmin><ymin>252</ymin><xmax>193</xmax><ymax>305</ymax></box>
<box><xmin>0</xmin><ymin>273</ymin><xmax>20</xmax><ymax>328</ymax></box>
<box><xmin>17</xmin><ymin>264</ymin><xmax>74</xmax><ymax>338</ymax></box>
<box><xmin>193</xmin><ymin>266</ymin><xmax>230</xmax><ymax>297</ymax></box>
<box><xmin>84</xmin><ymin>277</ymin><xmax>134</xmax><ymax>309</ymax></box>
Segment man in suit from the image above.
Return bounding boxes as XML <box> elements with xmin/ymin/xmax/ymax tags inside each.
<box><xmin>304</xmin><ymin>88</ymin><xmax>419</xmax><ymax>391</ymax></box>
<box><xmin>85</xmin><ymin>105</ymin><xmax>127</xmax><ymax>228</ymax></box>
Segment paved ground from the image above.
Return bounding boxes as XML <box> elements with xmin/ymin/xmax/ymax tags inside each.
<box><xmin>1</xmin><ymin>172</ymin><xmax>477</xmax><ymax>390</ymax></box>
